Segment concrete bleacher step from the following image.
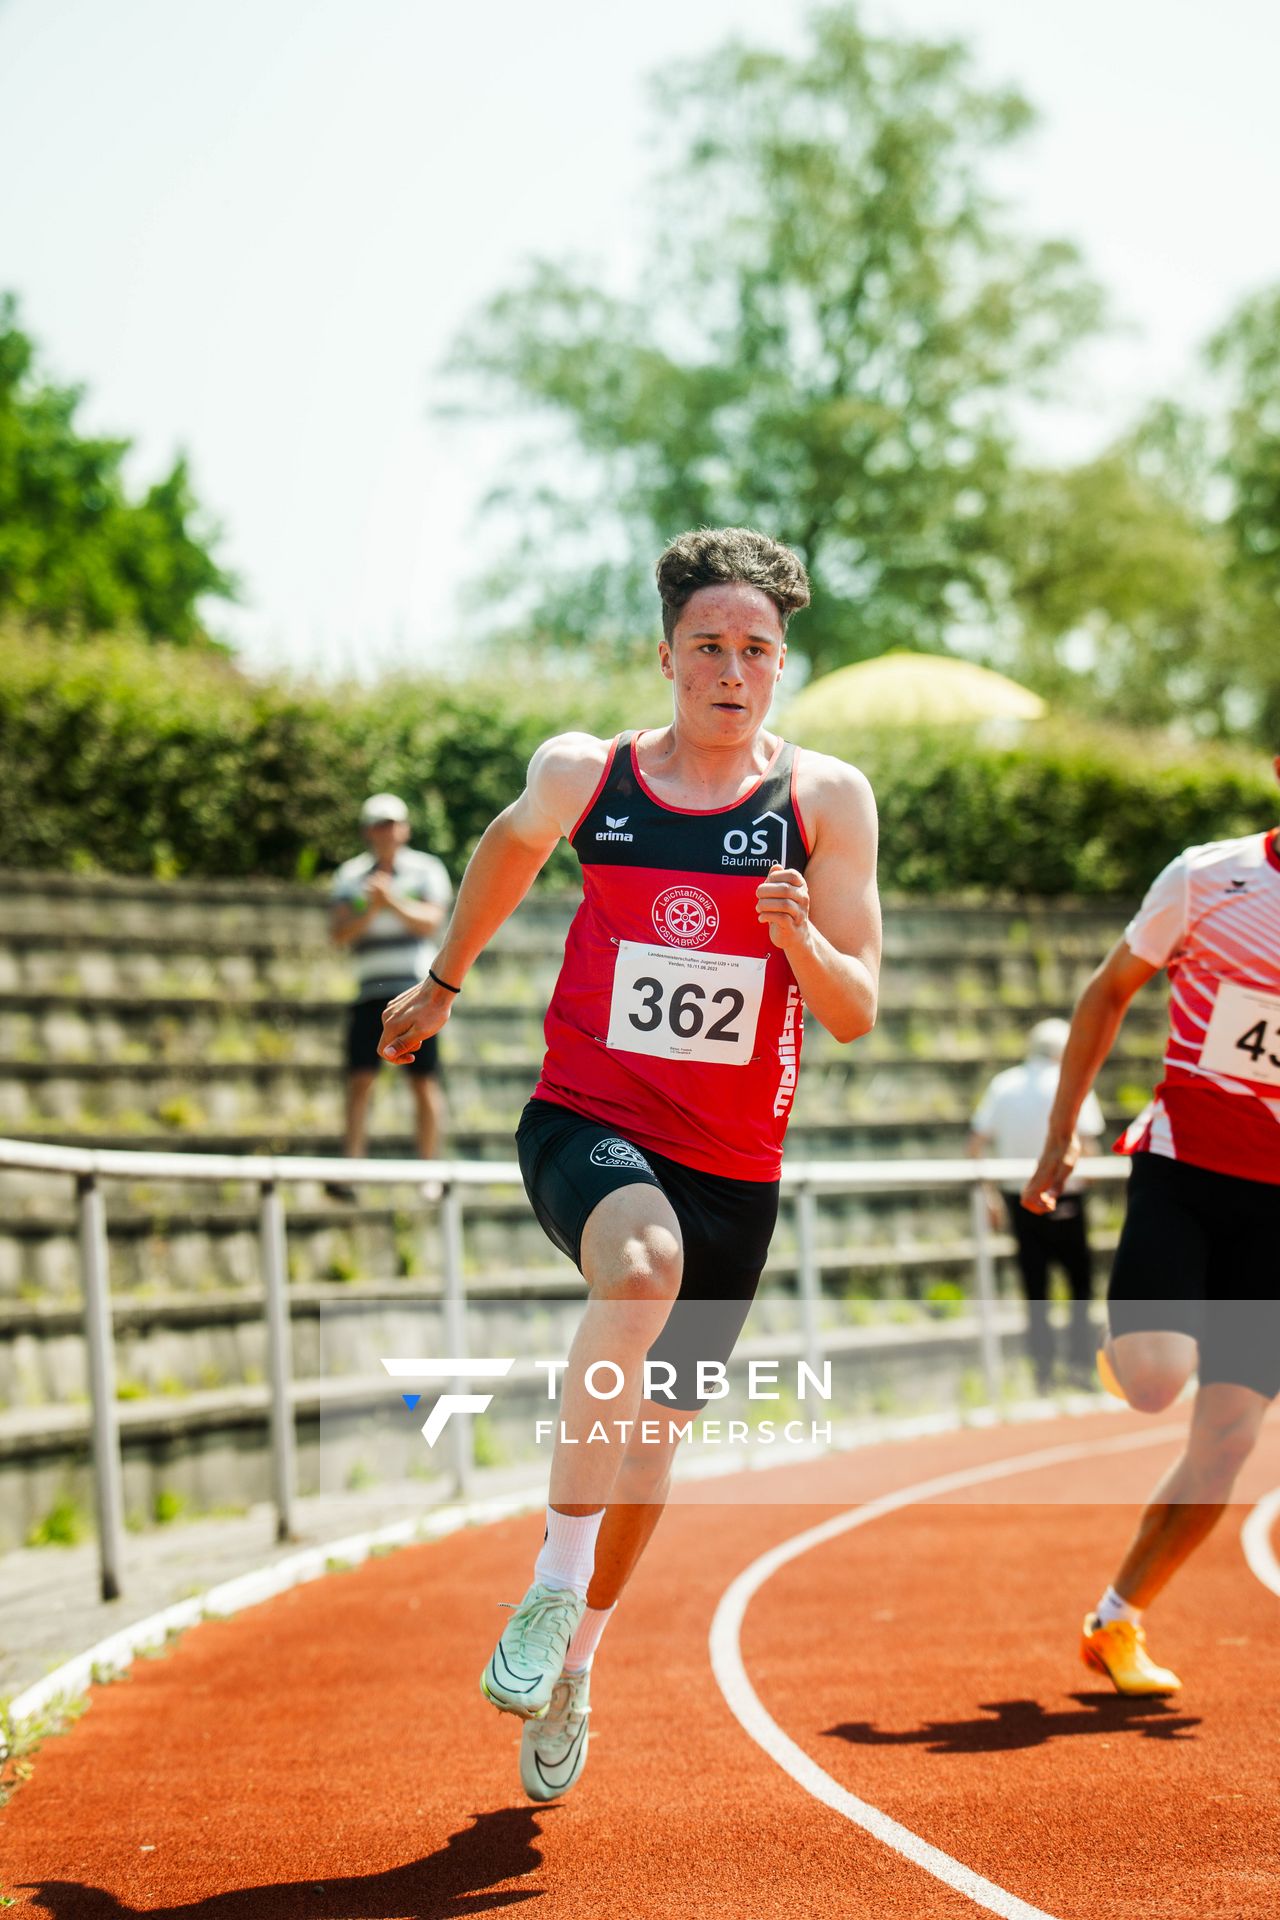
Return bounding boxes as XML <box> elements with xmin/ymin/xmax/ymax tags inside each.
<box><xmin>0</xmin><ymin>988</ymin><xmax>1169</xmax><ymax>1068</ymax></box>
<box><xmin>0</xmin><ymin>1042</ymin><xmax>1162</xmax><ymax>1138</ymax></box>
<box><xmin>0</xmin><ymin>866</ymin><xmax>1129</xmax><ymax>940</ymax></box>
<box><xmin>0</xmin><ymin>935</ymin><xmax>1132</xmax><ymax>1006</ymax></box>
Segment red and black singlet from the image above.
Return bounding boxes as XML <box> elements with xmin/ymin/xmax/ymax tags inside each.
<box><xmin>532</xmin><ymin>731</ymin><xmax>812</xmax><ymax>1181</ymax></box>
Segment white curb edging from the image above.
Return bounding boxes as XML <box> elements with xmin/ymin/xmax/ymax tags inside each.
<box><xmin>3</xmin><ymin>1488</ymin><xmax>546</xmax><ymax>1749</ymax></box>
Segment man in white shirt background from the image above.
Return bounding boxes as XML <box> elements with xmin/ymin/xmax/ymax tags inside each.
<box><xmin>326</xmin><ymin>793</ymin><xmax>453</xmax><ymax>1201</ymax></box>
<box><xmin>969</xmin><ymin>1018</ymin><xmax>1104</xmax><ymax>1391</ymax></box>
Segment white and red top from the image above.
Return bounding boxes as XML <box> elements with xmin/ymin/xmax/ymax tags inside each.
<box><xmin>1117</xmin><ymin>829</ymin><xmax>1280</xmax><ymax>1185</ymax></box>
<box><xmin>533</xmin><ymin>732</ymin><xmax>813</xmax><ymax>1181</ymax></box>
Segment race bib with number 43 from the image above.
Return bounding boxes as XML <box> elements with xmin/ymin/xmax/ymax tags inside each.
<box><xmin>1200</xmin><ymin>980</ymin><xmax>1280</xmax><ymax>1089</ymax></box>
<box><xmin>606</xmin><ymin>941</ymin><xmax>767</xmax><ymax>1066</ymax></box>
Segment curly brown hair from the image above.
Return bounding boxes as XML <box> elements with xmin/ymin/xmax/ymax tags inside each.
<box><xmin>655</xmin><ymin>527</ymin><xmax>811</xmax><ymax>642</ymax></box>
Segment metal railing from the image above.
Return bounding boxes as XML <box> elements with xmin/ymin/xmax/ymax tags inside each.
<box><xmin>0</xmin><ymin>1136</ymin><xmax>1131</xmax><ymax>1600</ymax></box>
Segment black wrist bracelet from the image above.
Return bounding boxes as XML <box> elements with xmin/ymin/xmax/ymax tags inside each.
<box><xmin>428</xmin><ymin>966</ymin><xmax>462</xmax><ymax>995</ymax></box>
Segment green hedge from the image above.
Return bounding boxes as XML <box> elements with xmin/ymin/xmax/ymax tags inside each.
<box><xmin>2</xmin><ymin>629</ymin><xmax>1274</xmax><ymax>895</ymax></box>
<box><xmin>0</xmin><ymin>629</ymin><xmax>638</xmax><ymax>885</ymax></box>
<box><xmin>843</xmin><ymin>724</ymin><xmax>1277</xmax><ymax>896</ymax></box>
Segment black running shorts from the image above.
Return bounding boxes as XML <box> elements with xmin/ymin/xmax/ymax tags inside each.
<box><xmin>1108</xmin><ymin>1152</ymin><xmax>1280</xmax><ymax>1399</ymax></box>
<box><xmin>515</xmin><ymin>1096</ymin><xmax>779</xmax><ymax>1412</ymax></box>
<box><xmin>345</xmin><ymin>982</ymin><xmax>440</xmax><ymax>1077</ymax></box>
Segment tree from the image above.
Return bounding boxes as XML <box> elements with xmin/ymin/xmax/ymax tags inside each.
<box><xmin>0</xmin><ymin>294</ymin><xmax>236</xmax><ymax>645</ymax></box>
<box><xmin>443</xmin><ymin>4</ymin><xmax>1104</xmax><ymax>671</ymax></box>
<box><xmin>996</xmin><ymin>426</ymin><xmax>1245</xmax><ymax>736</ymax></box>
<box><xmin>995</xmin><ymin>305</ymin><xmax>1280</xmax><ymax>746</ymax></box>
<box><xmin>1208</xmin><ymin>286</ymin><xmax>1280</xmax><ymax>741</ymax></box>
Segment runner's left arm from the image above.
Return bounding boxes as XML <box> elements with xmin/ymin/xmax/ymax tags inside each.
<box><xmin>1020</xmin><ymin>940</ymin><xmax>1159</xmax><ymax>1214</ymax></box>
<box><xmin>755</xmin><ymin>755</ymin><xmax>880</xmax><ymax>1044</ymax></box>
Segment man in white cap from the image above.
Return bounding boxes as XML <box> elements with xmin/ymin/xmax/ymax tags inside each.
<box><xmin>969</xmin><ymin>1018</ymin><xmax>1104</xmax><ymax>1391</ymax></box>
<box><xmin>326</xmin><ymin>794</ymin><xmax>453</xmax><ymax>1200</ymax></box>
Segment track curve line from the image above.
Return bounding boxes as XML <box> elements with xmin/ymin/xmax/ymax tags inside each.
<box><xmin>709</xmin><ymin>1422</ymin><xmax>1185</xmax><ymax>1920</ymax></box>
<box><xmin>1241</xmin><ymin>1486</ymin><xmax>1280</xmax><ymax>1599</ymax></box>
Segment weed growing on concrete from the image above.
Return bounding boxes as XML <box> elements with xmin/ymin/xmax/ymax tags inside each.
<box><xmin>26</xmin><ymin>1496</ymin><xmax>86</xmax><ymax>1548</ymax></box>
<box><xmin>0</xmin><ymin>1686</ymin><xmax>87</xmax><ymax>1805</ymax></box>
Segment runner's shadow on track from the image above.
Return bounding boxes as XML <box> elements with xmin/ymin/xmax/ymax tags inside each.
<box><xmin>19</xmin><ymin>1805</ymin><xmax>550</xmax><ymax>1920</ymax></box>
<box><xmin>824</xmin><ymin>1694</ymin><xmax>1200</xmax><ymax>1755</ymax></box>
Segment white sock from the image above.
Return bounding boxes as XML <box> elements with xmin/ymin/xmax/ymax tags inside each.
<box><xmin>534</xmin><ymin>1507</ymin><xmax>604</xmax><ymax>1598</ymax></box>
<box><xmin>565</xmin><ymin>1602</ymin><xmax>616</xmax><ymax>1674</ymax></box>
<box><xmin>1095</xmin><ymin>1584</ymin><xmax>1141</xmax><ymax>1627</ymax></box>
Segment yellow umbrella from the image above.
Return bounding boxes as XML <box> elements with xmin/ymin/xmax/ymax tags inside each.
<box><xmin>781</xmin><ymin>649</ymin><xmax>1046</xmax><ymax>731</ymax></box>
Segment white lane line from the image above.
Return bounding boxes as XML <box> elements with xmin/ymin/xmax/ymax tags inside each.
<box><xmin>1241</xmin><ymin>1487</ymin><xmax>1280</xmax><ymax>1599</ymax></box>
<box><xmin>710</xmin><ymin>1423</ymin><xmax>1185</xmax><ymax>1920</ymax></box>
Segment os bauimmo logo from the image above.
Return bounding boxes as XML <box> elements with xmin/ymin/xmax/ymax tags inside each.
<box><xmin>721</xmin><ymin>810</ymin><xmax>788</xmax><ymax>870</ymax></box>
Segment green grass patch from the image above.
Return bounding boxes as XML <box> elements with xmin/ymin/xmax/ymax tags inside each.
<box><xmin>26</xmin><ymin>1495</ymin><xmax>87</xmax><ymax>1547</ymax></box>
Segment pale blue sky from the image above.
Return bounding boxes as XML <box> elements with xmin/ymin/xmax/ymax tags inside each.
<box><xmin>2</xmin><ymin>0</ymin><xmax>1277</xmax><ymax>675</ymax></box>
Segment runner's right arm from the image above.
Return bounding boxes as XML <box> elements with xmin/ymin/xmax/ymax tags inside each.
<box><xmin>379</xmin><ymin>734</ymin><xmax>607</xmax><ymax>1063</ymax></box>
<box><xmin>1020</xmin><ymin>940</ymin><xmax>1158</xmax><ymax>1213</ymax></box>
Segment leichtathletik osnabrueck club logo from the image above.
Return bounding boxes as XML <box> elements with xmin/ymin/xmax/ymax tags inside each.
<box><xmin>589</xmin><ymin>1138</ymin><xmax>653</xmax><ymax>1172</ymax></box>
<box><xmin>651</xmin><ymin>885</ymin><xmax>719</xmax><ymax>949</ymax></box>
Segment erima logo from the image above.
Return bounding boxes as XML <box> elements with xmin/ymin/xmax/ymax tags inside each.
<box><xmin>382</xmin><ymin>1357</ymin><xmax>515</xmax><ymax>1445</ymax></box>
<box><xmin>596</xmin><ymin>813</ymin><xmax>634</xmax><ymax>843</ymax></box>
<box><xmin>722</xmin><ymin>810</ymin><xmax>788</xmax><ymax>869</ymax></box>
<box><xmin>1228</xmin><ymin>879</ymin><xmax>1248</xmax><ymax>891</ymax></box>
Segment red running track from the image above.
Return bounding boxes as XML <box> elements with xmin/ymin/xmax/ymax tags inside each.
<box><xmin>2</xmin><ymin>1406</ymin><xmax>1278</xmax><ymax>1920</ymax></box>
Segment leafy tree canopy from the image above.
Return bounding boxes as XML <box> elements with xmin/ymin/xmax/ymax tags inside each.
<box><xmin>995</xmin><ymin>310</ymin><xmax>1280</xmax><ymax>745</ymax></box>
<box><xmin>444</xmin><ymin>3</ymin><xmax>1104</xmax><ymax>673</ymax></box>
<box><xmin>0</xmin><ymin>294</ymin><xmax>236</xmax><ymax>646</ymax></box>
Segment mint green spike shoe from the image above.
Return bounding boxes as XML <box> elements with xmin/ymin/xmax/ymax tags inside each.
<box><xmin>480</xmin><ymin>1583</ymin><xmax>586</xmax><ymax>1720</ymax></box>
<box><xmin>520</xmin><ymin>1667</ymin><xmax>591</xmax><ymax>1801</ymax></box>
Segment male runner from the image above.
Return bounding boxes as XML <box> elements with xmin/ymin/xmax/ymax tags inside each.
<box><xmin>379</xmin><ymin>527</ymin><xmax>880</xmax><ymax>1799</ymax></box>
<box><xmin>1023</xmin><ymin>758</ymin><xmax>1280</xmax><ymax>1694</ymax></box>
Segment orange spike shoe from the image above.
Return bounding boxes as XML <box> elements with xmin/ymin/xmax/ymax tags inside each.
<box><xmin>1081</xmin><ymin>1613</ymin><xmax>1182</xmax><ymax>1695</ymax></box>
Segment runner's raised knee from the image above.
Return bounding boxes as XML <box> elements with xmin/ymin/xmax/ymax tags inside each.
<box><xmin>1125</xmin><ymin>1375</ymin><xmax>1185</xmax><ymax>1415</ymax></box>
<box><xmin>580</xmin><ymin>1185</ymin><xmax>683</xmax><ymax>1303</ymax></box>
<box><xmin>595</xmin><ymin>1222</ymin><xmax>683</xmax><ymax>1304</ymax></box>
<box><xmin>1113</xmin><ymin>1336</ymin><xmax>1205</xmax><ymax>1413</ymax></box>
<box><xmin>1110</xmin><ymin>1332</ymin><xmax>1195</xmax><ymax>1413</ymax></box>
